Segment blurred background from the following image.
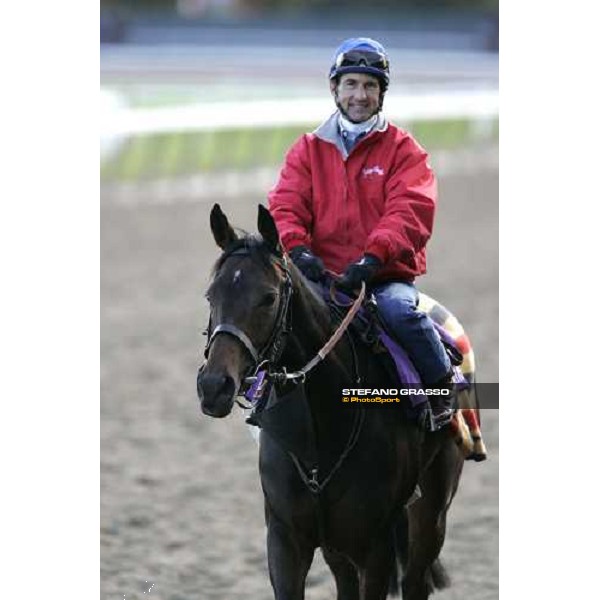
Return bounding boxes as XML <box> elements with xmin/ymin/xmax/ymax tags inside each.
<box><xmin>100</xmin><ymin>0</ymin><xmax>498</xmax><ymax>195</ymax></box>
<box><xmin>101</xmin><ymin>2</ymin><xmax>498</xmax><ymax>599</ymax></box>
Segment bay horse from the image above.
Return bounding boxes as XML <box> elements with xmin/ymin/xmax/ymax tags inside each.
<box><xmin>197</xmin><ymin>204</ymin><xmax>465</xmax><ymax>600</ymax></box>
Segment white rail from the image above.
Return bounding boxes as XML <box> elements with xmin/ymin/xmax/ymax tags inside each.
<box><xmin>100</xmin><ymin>89</ymin><xmax>498</xmax><ymax>138</ymax></box>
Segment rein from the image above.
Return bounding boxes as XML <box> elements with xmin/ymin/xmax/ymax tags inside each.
<box><xmin>240</xmin><ymin>276</ymin><xmax>367</xmax><ymax>499</ymax></box>
<box><xmin>246</xmin><ymin>280</ymin><xmax>366</xmax><ymax>388</ymax></box>
<box><xmin>204</xmin><ymin>243</ymin><xmax>366</xmax><ymax>395</ymax></box>
<box><xmin>203</xmin><ymin>243</ymin><xmax>368</xmax><ymax>498</ymax></box>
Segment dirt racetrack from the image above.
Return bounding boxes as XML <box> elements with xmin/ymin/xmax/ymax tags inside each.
<box><xmin>101</xmin><ymin>167</ymin><xmax>498</xmax><ymax>600</ymax></box>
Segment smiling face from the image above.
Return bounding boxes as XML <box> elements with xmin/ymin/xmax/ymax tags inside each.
<box><xmin>330</xmin><ymin>72</ymin><xmax>382</xmax><ymax>123</ymax></box>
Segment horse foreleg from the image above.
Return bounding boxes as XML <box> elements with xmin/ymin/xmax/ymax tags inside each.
<box><xmin>322</xmin><ymin>548</ymin><xmax>359</xmax><ymax>600</ymax></box>
<box><xmin>266</xmin><ymin>513</ymin><xmax>314</xmax><ymax>600</ymax></box>
<box><xmin>356</xmin><ymin>536</ymin><xmax>396</xmax><ymax>600</ymax></box>
<box><xmin>402</xmin><ymin>439</ymin><xmax>461</xmax><ymax>600</ymax></box>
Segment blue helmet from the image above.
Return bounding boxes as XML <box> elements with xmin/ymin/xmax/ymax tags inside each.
<box><xmin>329</xmin><ymin>38</ymin><xmax>390</xmax><ymax>90</ymax></box>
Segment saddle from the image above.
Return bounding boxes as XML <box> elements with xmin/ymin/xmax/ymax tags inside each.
<box><xmin>324</xmin><ymin>285</ymin><xmax>487</xmax><ymax>462</ymax></box>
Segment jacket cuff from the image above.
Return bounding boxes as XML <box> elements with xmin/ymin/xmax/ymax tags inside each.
<box><xmin>364</xmin><ymin>244</ymin><xmax>387</xmax><ymax>265</ymax></box>
<box><xmin>281</xmin><ymin>233</ymin><xmax>309</xmax><ymax>253</ymax></box>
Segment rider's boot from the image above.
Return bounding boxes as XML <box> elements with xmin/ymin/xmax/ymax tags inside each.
<box><xmin>423</xmin><ymin>370</ymin><xmax>457</xmax><ymax>432</ymax></box>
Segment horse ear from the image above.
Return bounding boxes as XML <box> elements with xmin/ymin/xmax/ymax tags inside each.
<box><xmin>257</xmin><ymin>204</ymin><xmax>282</xmax><ymax>254</ymax></box>
<box><xmin>210</xmin><ymin>203</ymin><xmax>237</xmax><ymax>249</ymax></box>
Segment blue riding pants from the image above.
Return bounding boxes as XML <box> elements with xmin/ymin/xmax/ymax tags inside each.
<box><xmin>372</xmin><ymin>281</ymin><xmax>451</xmax><ymax>384</ymax></box>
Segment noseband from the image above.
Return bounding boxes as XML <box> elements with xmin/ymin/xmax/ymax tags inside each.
<box><xmin>203</xmin><ymin>246</ymin><xmax>294</xmax><ymax>375</ymax></box>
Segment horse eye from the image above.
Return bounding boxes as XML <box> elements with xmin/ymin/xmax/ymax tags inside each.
<box><xmin>258</xmin><ymin>292</ymin><xmax>276</xmax><ymax>307</ymax></box>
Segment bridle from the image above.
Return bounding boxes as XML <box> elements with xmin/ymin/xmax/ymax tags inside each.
<box><xmin>201</xmin><ymin>241</ymin><xmax>367</xmax><ymax>497</ymax></box>
<box><xmin>202</xmin><ymin>243</ymin><xmax>365</xmax><ymax>399</ymax></box>
<box><xmin>203</xmin><ymin>246</ymin><xmax>294</xmax><ymax>382</ymax></box>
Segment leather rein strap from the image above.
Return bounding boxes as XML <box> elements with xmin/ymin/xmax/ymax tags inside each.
<box><xmin>204</xmin><ymin>242</ymin><xmax>366</xmax><ymax>388</ymax></box>
<box><xmin>273</xmin><ymin>281</ymin><xmax>366</xmax><ymax>384</ymax></box>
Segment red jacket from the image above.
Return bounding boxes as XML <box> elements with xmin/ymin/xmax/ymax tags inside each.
<box><xmin>268</xmin><ymin>112</ymin><xmax>438</xmax><ymax>282</ymax></box>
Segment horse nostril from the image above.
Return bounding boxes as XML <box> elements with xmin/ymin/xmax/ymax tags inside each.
<box><xmin>198</xmin><ymin>372</ymin><xmax>236</xmax><ymax>417</ymax></box>
<box><xmin>214</xmin><ymin>374</ymin><xmax>235</xmax><ymax>398</ymax></box>
<box><xmin>202</xmin><ymin>373</ymin><xmax>227</xmax><ymax>396</ymax></box>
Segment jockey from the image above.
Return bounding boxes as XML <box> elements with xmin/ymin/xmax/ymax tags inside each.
<box><xmin>268</xmin><ymin>37</ymin><xmax>456</xmax><ymax>431</ymax></box>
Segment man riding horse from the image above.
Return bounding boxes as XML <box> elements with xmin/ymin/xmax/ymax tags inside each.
<box><xmin>269</xmin><ymin>37</ymin><xmax>457</xmax><ymax>431</ymax></box>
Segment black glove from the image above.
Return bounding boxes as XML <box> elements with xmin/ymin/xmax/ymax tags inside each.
<box><xmin>289</xmin><ymin>246</ymin><xmax>325</xmax><ymax>282</ymax></box>
<box><xmin>337</xmin><ymin>254</ymin><xmax>382</xmax><ymax>291</ymax></box>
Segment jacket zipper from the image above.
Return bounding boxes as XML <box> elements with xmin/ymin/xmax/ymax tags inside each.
<box><xmin>342</xmin><ymin>158</ymin><xmax>350</xmax><ymax>247</ymax></box>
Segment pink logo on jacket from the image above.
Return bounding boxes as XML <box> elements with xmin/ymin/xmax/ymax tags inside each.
<box><xmin>362</xmin><ymin>165</ymin><xmax>385</xmax><ymax>178</ymax></box>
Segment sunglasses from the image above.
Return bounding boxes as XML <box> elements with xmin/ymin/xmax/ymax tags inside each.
<box><xmin>336</xmin><ymin>50</ymin><xmax>388</xmax><ymax>70</ymax></box>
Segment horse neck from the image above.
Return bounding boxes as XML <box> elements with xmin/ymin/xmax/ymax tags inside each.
<box><xmin>280</xmin><ymin>270</ymin><xmax>356</xmax><ymax>390</ymax></box>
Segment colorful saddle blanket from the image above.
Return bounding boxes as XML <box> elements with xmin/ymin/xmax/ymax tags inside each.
<box><xmin>417</xmin><ymin>292</ymin><xmax>475</xmax><ymax>385</ymax></box>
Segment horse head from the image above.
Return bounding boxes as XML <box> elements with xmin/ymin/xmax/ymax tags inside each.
<box><xmin>197</xmin><ymin>203</ymin><xmax>291</xmax><ymax>417</ymax></box>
